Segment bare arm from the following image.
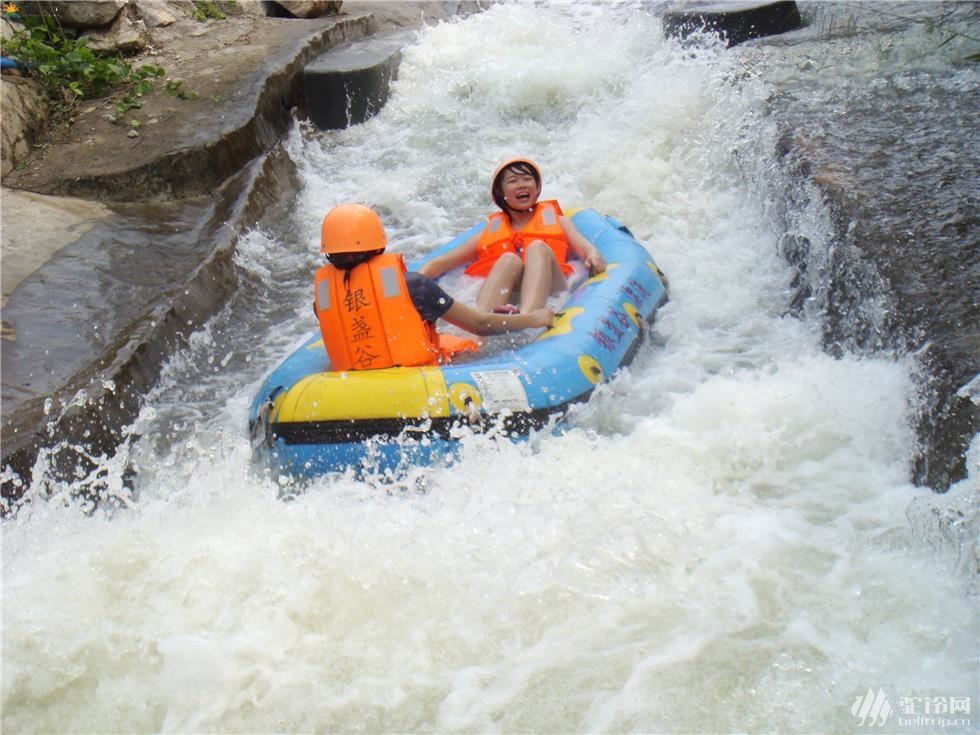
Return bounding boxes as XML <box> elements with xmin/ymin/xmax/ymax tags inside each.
<box><xmin>560</xmin><ymin>216</ymin><xmax>606</xmax><ymax>274</ymax></box>
<box><xmin>416</xmin><ymin>231</ymin><xmax>482</xmax><ymax>279</ymax></box>
<box><xmin>441</xmin><ymin>300</ymin><xmax>554</xmax><ymax>335</ymax></box>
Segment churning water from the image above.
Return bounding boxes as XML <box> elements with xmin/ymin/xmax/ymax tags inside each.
<box><xmin>3</xmin><ymin>2</ymin><xmax>977</xmax><ymax>732</ymax></box>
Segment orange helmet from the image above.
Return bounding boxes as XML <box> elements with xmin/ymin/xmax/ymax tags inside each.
<box><xmin>490</xmin><ymin>158</ymin><xmax>541</xmax><ymax>208</ymax></box>
<box><xmin>320</xmin><ymin>203</ymin><xmax>388</xmax><ymax>255</ymax></box>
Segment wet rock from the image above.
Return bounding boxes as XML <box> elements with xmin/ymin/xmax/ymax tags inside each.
<box><xmin>304</xmin><ymin>30</ymin><xmax>411</xmax><ymax>129</ymax></box>
<box><xmin>0</xmin><ymin>146</ymin><xmax>300</xmax><ymax>504</ymax></box>
<box><xmin>0</xmin><ymin>190</ymin><xmax>112</xmax><ymax>307</ymax></box>
<box><xmin>663</xmin><ymin>0</ymin><xmax>802</xmax><ymax>47</ymax></box>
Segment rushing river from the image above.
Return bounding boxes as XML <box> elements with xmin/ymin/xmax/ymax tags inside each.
<box><xmin>2</xmin><ymin>2</ymin><xmax>977</xmax><ymax>732</ymax></box>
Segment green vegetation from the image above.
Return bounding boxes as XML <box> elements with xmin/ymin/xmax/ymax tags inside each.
<box><xmin>164</xmin><ymin>78</ymin><xmax>198</xmax><ymax>101</ymax></box>
<box><xmin>191</xmin><ymin>1</ymin><xmax>228</xmax><ymax>22</ymax></box>
<box><xmin>0</xmin><ymin>7</ymin><xmax>199</xmax><ymax>124</ymax></box>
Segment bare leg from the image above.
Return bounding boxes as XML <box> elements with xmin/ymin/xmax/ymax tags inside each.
<box><xmin>519</xmin><ymin>240</ymin><xmax>567</xmax><ymax>312</ymax></box>
<box><xmin>476</xmin><ymin>252</ymin><xmax>523</xmax><ymax>311</ymax></box>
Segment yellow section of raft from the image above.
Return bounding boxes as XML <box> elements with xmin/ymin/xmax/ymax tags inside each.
<box><xmin>273</xmin><ymin>343</ymin><xmax>452</xmax><ymax>422</ymax></box>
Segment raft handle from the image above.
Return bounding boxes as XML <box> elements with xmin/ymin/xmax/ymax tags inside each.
<box><xmin>462</xmin><ymin>395</ymin><xmax>482</xmax><ymax>425</ymax></box>
<box><xmin>249</xmin><ymin>398</ymin><xmax>275</xmax><ymax>450</ymax></box>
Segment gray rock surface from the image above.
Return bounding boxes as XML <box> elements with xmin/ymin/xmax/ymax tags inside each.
<box><xmin>663</xmin><ymin>0</ymin><xmax>802</xmax><ymax>47</ymax></box>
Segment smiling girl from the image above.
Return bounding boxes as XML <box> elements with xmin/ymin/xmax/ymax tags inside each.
<box><xmin>418</xmin><ymin>158</ymin><xmax>606</xmax><ymax>313</ymax></box>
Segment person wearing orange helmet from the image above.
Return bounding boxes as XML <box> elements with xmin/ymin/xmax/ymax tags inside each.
<box><xmin>417</xmin><ymin>159</ymin><xmax>606</xmax><ymax>314</ymax></box>
<box><xmin>314</xmin><ymin>203</ymin><xmax>554</xmax><ymax>371</ymax></box>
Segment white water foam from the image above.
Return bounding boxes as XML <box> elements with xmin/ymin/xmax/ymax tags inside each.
<box><xmin>3</xmin><ymin>3</ymin><xmax>976</xmax><ymax>732</ymax></box>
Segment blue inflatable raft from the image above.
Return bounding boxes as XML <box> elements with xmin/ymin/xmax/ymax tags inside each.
<box><xmin>248</xmin><ymin>208</ymin><xmax>669</xmax><ymax>477</ymax></box>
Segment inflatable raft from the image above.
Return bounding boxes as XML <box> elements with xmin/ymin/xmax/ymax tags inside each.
<box><xmin>248</xmin><ymin>208</ymin><xmax>669</xmax><ymax>477</ymax></box>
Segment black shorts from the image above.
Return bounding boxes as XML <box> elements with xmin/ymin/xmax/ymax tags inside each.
<box><xmin>405</xmin><ymin>271</ymin><xmax>455</xmax><ymax>323</ymax></box>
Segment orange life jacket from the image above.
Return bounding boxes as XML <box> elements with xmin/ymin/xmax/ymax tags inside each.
<box><xmin>314</xmin><ymin>253</ymin><xmax>477</xmax><ymax>370</ymax></box>
<box><xmin>465</xmin><ymin>200</ymin><xmax>573</xmax><ymax>278</ymax></box>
